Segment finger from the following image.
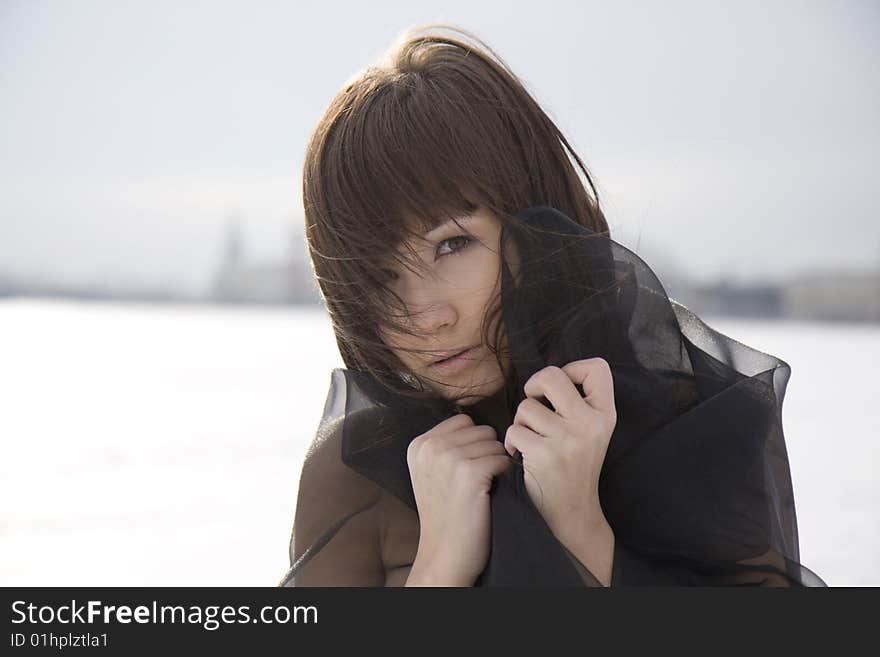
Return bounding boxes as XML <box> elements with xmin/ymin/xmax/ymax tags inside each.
<box><xmin>523</xmin><ymin>366</ymin><xmax>585</xmax><ymax>419</ymax></box>
<box><xmin>454</xmin><ymin>439</ymin><xmax>510</xmax><ymax>461</ymax></box>
<box><xmin>560</xmin><ymin>358</ymin><xmax>615</xmax><ymax>413</ymax></box>
<box><xmin>440</xmin><ymin>424</ymin><xmax>498</xmax><ymax>447</ymax></box>
<box><xmin>503</xmin><ymin>423</ymin><xmax>546</xmax><ymax>458</ymax></box>
<box><xmin>475</xmin><ymin>454</ymin><xmax>515</xmax><ymax>477</ymax></box>
<box><xmin>422</xmin><ymin>428</ymin><xmax>497</xmax><ymax>462</ymax></box>
<box><xmin>436</xmin><ymin>413</ymin><xmax>475</xmax><ymax>432</ymax></box>
<box><xmin>513</xmin><ymin>396</ymin><xmax>561</xmax><ymax>437</ymax></box>
<box><xmin>413</xmin><ymin>422</ymin><xmax>495</xmax><ymax>457</ymax></box>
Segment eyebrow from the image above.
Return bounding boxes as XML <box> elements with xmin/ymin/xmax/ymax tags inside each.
<box><xmin>421</xmin><ymin>213</ymin><xmax>474</xmax><ymax>240</ymax></box>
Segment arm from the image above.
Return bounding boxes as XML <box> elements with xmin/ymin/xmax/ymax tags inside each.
<box><xmin>280</xmin><ymin>421</ymin><xmax>386</xmax><ymax>587</ymax></box>
<box><xmin>554</xmin><ymin>510</ymin><xmax>616</xmax><ymax>587</ymax></box>
<box><xmin>403</xmin><ymin>562</ymin><xmax>475</xmax><ymax>587</ymax></box>
<box><xmin>285</xmin><ymin>499</ymin><xmax>384</xmax><ymax>587</ymax></box>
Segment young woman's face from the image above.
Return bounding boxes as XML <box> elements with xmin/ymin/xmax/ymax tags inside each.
<box><xmin>379</xmin><ymin>206</ymin><xmax>512</xmax><ymax>404</ymax></box>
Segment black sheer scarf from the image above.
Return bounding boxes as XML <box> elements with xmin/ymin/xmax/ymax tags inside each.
<box><xmin>279</xmin><ymin>205</ymin><xmax>827</xmax><ymax>587</ymax></box>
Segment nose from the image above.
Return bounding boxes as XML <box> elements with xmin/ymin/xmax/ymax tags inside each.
<box><xmin>406</xmin><ymin>297</ymin><xmax>458</xmax><ymax>336</ymax></box>
<box><xmin>398</xmin><ymin>271</ymin><xmax>458</xmax><ymax>333</ymax></box>
<box><xmin>393</xmin><ymin>266</ymin><xmax>461</xmax><ymax>340</ymax></box>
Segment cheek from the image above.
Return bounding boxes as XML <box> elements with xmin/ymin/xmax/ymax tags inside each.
<box><xmin>500</xmin><ymin>235</ymin><xmax>521</xmax><ymax>285</ymax></box>
<box><xmin>473</xmin><ymin>257</ymin><xmax>503</xmax><ymax>319</ymax></box>
<box><xmin>456</xmin><ymin>250</ymin><xmax>502</xmax><ymax>296</ymax></box>
<box><xmin>379</xmin><ymin>329</ymin><xmax>428</xmax><ymax>372</ymax></box>
<box><xmin>376</xmin><ymin>327</ymin><xmax>406</xmax><ymax>360</ymax></box>
<box><xmin>379</xmin><ymin>332</ymin><xmax>409</xmax><ymax>359</ymax></box>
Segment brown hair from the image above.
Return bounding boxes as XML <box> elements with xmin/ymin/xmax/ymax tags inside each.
<box><xmin>302</xmin><ymin>24</ymin><xmax>610</xmax><ymax>401</ymax></box>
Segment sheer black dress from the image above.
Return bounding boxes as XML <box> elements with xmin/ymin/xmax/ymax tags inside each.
<box><xmin>278</xmin><ymin>205</ymin><xmax>828</xmax><ymax>587</ymax></box>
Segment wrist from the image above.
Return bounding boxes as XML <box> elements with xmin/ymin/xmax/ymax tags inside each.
<box><xmin>549</xmin><ymin>500</ymin><xmax>608</xmax><ymax>542</ymax></box>
<box><xmin>405</xmin><ymin>553</ymin><xmax>476</xmax><ymax>587</ymax></box>
<box><xmin>552</xmin><ymin>507</ymin><xmax>615</xmax><ymax>587</ymax></box>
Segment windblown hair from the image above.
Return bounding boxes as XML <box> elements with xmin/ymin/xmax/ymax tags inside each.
<box><xmin>302</xmin><ymin>23</ymin><xmax>610</xmax><ymax>401</ymax></box>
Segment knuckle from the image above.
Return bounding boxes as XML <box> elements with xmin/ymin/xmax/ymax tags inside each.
<box><xmin>552</xmin><ymin>367</ymin><xmax>571</xmax><ymax>385</ymax></box>
<box><xmin>407</xmin><ymin>442</ymin><xmax>426</xmax><ymax>468</ymax></box>
<box><xmin>454</xmin><ymin>412</ymin><xmax>474</xmax><ymax>426</ymax></box>
<box><xmin>491</xmin><ymin>457</ymin><xmax>510</xmax><ymax>473</ymax></box>
<box><xmin>522</xmin><ymin>397</ymin><xmax>542</xmax><ymax>412</ymax></box>
<box><xmin>475</xmin><ymin>424</ymin><xmax>496</xmax><ymax>440</ymax></box>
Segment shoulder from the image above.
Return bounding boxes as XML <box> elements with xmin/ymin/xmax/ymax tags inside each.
<box><xmin>296</xmin><ymin>411</ymin><xmax>384</xmax><ymax>520</ymax></box>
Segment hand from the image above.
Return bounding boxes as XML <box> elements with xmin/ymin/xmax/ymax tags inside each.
<box><xmin>503</xmin><ymin>358</ymin><xmax>617</xmax><ymax>538</ymax></box>
<box><xmin>406</xmin><ymin>413</ymin><xmax>512</xmax><ymax>586</ymax></box>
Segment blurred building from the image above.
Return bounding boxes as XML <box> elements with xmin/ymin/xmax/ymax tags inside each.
<box><xmin>679</xmin><ymin>269</ymin><xmax>880</xmax><ymax>322</ymax></box>
<box><xmin>5</xmin><ymin>218</ymin><xmax>879</xmax><ymax>321</ymax></box>
<box><xmin>780</xmin><ymin>269</ymin><xmax>880</xmax><ymax>322</ymax></box>
<box><xmin>684</xmin><ymin>280</ymin><xmax>785</xmax><ymax>318</ymax></box>
<box><xmin>211</xmin><ymin>220</ymin><xmax>323</xmax><ymax>306</ymax></box>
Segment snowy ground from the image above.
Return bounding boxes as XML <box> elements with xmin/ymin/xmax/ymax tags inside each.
<box><xmin>0</xmin><ymin>299</ymin><xmax>876</xmax><ymax>585</ymax></box>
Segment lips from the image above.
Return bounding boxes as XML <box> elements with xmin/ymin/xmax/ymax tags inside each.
<box><xmin>430</xmin><ymin>346</ymin><xmax>476</xmax><ymax>365</ymax></box>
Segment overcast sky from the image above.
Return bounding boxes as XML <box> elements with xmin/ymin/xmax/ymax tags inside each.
<box><xmin>1</xmin><ymin>0</ymin><xmax>878</xmax><ymax>294</ymax></box>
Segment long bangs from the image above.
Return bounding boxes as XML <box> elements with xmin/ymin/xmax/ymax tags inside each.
<box><xmin>318</xmin><ymin>73</ymin><xmax>527</xmax><ymax>327</ymax></box>
<box><xmin>303</xmin><ymin>24</ymin><xmax>609</xmax><ymax>396</ymax></box>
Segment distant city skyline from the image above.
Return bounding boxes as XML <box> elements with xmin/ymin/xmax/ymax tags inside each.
<box><xmin>1</xmin><ymin>0</ymin><xmax>878</xmax><ymax>295</ymax></box>
<box><xmin>4</xmin><ymin>213</ymin><xmax>878</xmax><ymax>324</ymax></box>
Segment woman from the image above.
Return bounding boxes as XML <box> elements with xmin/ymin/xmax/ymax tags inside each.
<box><xmin>279</xmin><ymin>25</ymin><xmax>827</xmax><ymax>587</ymax></box>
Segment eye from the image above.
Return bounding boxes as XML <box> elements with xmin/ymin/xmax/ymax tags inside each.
<box><xmin>436</xmin><ymin>234</ymin><xmax>473</xmax><ymax>258</ymax></box>
<box><xmin>380</xmin><ymin>234</ymin><xmax>473</xmax><ymax>283</ymax></box>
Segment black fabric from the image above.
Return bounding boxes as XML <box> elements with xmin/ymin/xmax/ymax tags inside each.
<box><xmin>279</xmin><ymin>205</ymin><xmax>827</xmax><ymax>587</ymax></box>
